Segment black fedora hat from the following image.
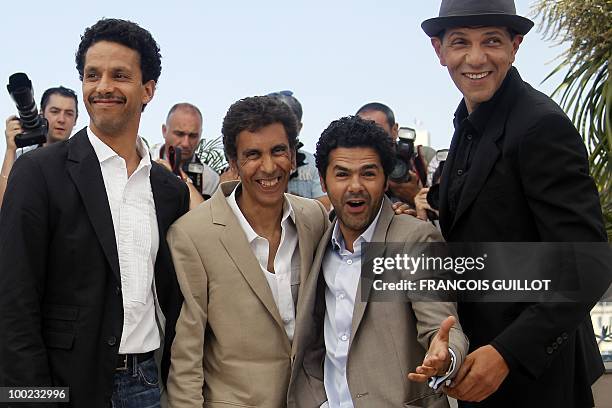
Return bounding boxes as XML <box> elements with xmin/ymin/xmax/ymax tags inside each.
<box><xmin>421</xmin><ymin>0</ymin><xmax>534</xmax><ymax>37</ymax></box>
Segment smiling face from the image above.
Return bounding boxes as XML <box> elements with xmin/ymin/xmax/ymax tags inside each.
<box><xmin>231</xmin><ymin>123</ymin><xmax>295</xmax><ymax>211</ymax></box>
<box><xmin>82</xmin><ymin>40</ymin><xmax>155</xmax><ymax>138</ymax></box>
<box><xmin>43</xmin><ymin>94</ymin><xmax>77</xmax><ymax>143</ymax></box>
<box><xmin>322</xmin><ymin>146</ymin><xmax>387</xmax><ymax>246</ymax></box>
<box><xmin>432</xmin><ymin>26</ymin><xmax>522</xmax><ymax>113</ymax></box>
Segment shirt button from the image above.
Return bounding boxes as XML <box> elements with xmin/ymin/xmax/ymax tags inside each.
<box><xmin>340</xmin><ymin>334</ymin><xmax>349</xmax><ymax>342</ymax></box>
<box><xmin>347</xmin><ymin>259</ymin><xmax>353</xmax><ymax>265</ymax></box>
<box><xmin>107</xmin><ymin>336</ymin><xmax>117</xmax><ymax>346</ymax></box>
<box><xmin>466</xmin><ymin>134</ymin><xmax>473</xmax><ymax>141</ymax></box>
<box><xmin>562</xmin><ymin>332</ymin><xmax>569</xmax><ymax>340</ymax></box>
<box><xmin>457</xmin><ymin>169</ymin><xmax>464</xmax><ymax>176</ymax></box>
<box><xmin>546</xmin><ymin>346</ymin><xmax>554</xmax><ymax>354</ymax></box>
<box><xmin>338</xmin><ymin>293</ymin><xmax>345</xmax><ymax>300</ymax></box>
<box><xmin>115</xmin><ymin>286</ymin><xmax>121</xmax><ymax>295</ymax></box>
<box><xmin>282</xmin><ymin>316</ymin><xmax>291</xmax><ymax>323</ymax></box>
<box><xmin>556</xmin><ymin>337</ymin><xmax>563</xmax><ymax>344</ymax></box>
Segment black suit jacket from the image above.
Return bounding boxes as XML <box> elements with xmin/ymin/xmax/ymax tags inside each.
<box><xmin>439</xmin><ymin>68</ymin><xmax>609</xmax><ymax>407</ymax></box>
<box><xmin>0</xmin><ymin>128</ymin><xmax>189</xmax><ymax>407</ymax></box>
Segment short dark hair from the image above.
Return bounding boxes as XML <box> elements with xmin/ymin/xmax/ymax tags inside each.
<box><xmin>356</xmin><ymin>102</ymin><xmax>396</xmax><ymax>130</ymax></box>
<box><xmin>267</xmin><ymin>90</ymin><xmax>303</xmax><ymax>122</ymax></box>
<box><xmin>315</xmin><ymin>116</ymin><xmax>395</xmax><ymax>180</ymax></box>
<box><xmin>222</xmin><ymin>96</ymin><xmax>299</xmax><ymax>162</ymax></box>
<box><xmin>166</xmin><ymin>103</ymin><xmax>203</xmax><ymax>124</ymax></box>
<box><xmin>40</xmin><ymin>86</ymin><xmax>79</xmax><ymax>118</ymax></box>
<box><xmin>75</xmin><ymin>18</ymin><xmax>162</xmax><ymax>85</ymax></box>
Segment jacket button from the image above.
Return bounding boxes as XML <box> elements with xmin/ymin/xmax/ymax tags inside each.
<box><xmin>557</xmin><ymin>337</ymin><xmax>563</xmax><ymax>344</ymax></box>
<box><xmin>107</xmin><ymin>336</ymin><xmax>117</xmax><ymax>346</ymax></box>
<box><xmin>457</xmin><ymin>169</ymin><xmax>464</xmax><ymax>176</ymax></box>
<box><xmin>466</xmin><ymin>134</ymin><xmax>473</xmax><ymax>141</ymax></box>
<box><xmin>546</xmin><ymin>346</ymin><xmax>554</xmax><ymax>354</ymax></box>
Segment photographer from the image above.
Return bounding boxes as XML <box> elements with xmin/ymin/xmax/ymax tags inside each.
<box><xmin>151</xmin><ymin>103</ymin><xmax>220</xmax><ymax>209</ymax></box>
<box><xmin>356</xmin><ymin>102</ymin><xmax>423</xmax><ymax>206</ymax></box>
<box><xmin>0</xmin><ymin>86</ymin><xmax>78</xmax><ymax>208</ymax></box>
<box><xmin>415</xmin><ymin>149</ymin><xmax>448</xmax><ymax>222</ymax></box>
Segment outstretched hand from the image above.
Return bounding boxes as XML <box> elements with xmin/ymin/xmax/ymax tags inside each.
<box><xmin>408</xmin><ymin>315</ymin><xmax>455</xmax><ymax>383</ymax></box>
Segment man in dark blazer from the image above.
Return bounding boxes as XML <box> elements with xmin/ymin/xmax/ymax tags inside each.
<box><xmin>422</xmin><ymin>0</ymin><xmax>609</xmax><ymax>407</ymax></box>
<box><xmin>0</xmin><ymin>19</ymin><xmax>188</xmax><ymax>407</ymax></box>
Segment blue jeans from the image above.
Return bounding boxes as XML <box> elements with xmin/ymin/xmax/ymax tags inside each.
<box><xmin>111</xmin><ymin>357</ymin><xmax>161</xmax><ymax>408</ymax></box>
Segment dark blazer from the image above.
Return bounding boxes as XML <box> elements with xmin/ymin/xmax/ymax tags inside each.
<box><xmin>0</xmin><ymin>128</ymin><xmax>189</xmax><ymax>407</ymax></box>
<box><xmin>439</xmin><ymin>67</ymin><xmax>608</xmax><ymax>407</ymax></box>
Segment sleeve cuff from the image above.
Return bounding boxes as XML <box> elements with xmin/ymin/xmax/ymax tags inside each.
<box><xmin>428</xmin><ymin>348</ymin><xmax>456</xmax><ymax>390</ymax></box>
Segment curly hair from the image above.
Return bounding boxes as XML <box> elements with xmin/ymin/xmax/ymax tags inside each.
<box><xmin>222</xmin><ymin>96</ymin><xmax>299</xmax><ymax>162</ymax></box>
<box><xmin>75</xmin><ymin>18</ymin><xmax>162</xmax><ymax>84</ymax></box>
<box><xmin>315</xmin><ymin>115</ymin><xmax>396</xmax><ymax>179</ymax></box>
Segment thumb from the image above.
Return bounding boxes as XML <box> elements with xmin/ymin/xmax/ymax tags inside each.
<box><xmin>437</xmin><ymin>315</ymin><xmax>456</xmax><ymax>343</ymax></box>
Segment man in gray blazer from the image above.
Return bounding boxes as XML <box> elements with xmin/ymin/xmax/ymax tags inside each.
<box><xmin>289</xmin><ymin>116</ymin><xmax>468</xmax><ymax>407</ymax></box>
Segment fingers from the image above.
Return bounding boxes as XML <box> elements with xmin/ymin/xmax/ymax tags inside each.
<box><xmin>449</xmin><ymin>353</ymin><xmax>472</xmax><ymax>387</ymax></box>
<box><xmin>437</xmin><ymin>315</ymin><xmax>456</xmax><ymax>342</ymax></box>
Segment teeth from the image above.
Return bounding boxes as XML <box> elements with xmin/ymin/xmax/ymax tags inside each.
<box><xmin>466</xmin><ymin>72</ymin><xmax>489</xmax><ymax>79</ymax></box>
<box><xmin>259</xmin><ymin>178</ymin><xmax>279</xmax><ymax>187</ymax></box>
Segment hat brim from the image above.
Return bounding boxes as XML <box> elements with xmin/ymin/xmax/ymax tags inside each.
<box><xmin>421</xmin><ymin>14</ymin><xmax>534</xmax><ymax>37</ymax></box>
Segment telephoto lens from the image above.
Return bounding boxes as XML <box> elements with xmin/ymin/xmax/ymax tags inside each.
<box><xmin>6</xmin><ymin>73</ymin><xmax>48</xmax><ymax>147</ymax></box>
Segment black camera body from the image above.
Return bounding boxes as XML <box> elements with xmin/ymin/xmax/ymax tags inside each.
<box><xmin>7</xmin><ymin>73</ymin><xmax>48</xmax><ymax>148</ymax></box>
<box><xmin>425</xmin><ymin>149</ymin><xmax>449</xmax><ymax>219</ymax></box>
<box><xmin>389</xmin><ymin>127</ymin><xmax>417</xmax><ymax>183</ymax></box>
<box><xmin>166</xmin><ymin>145</ymin><xmax>206</xmax><ymax>193</ymax></box>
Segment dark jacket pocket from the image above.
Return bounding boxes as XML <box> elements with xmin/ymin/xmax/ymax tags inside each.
<box><xmin>43</xmin><ymin>331</ymin><xmax>75</xmax><ymax>349</ymax></box>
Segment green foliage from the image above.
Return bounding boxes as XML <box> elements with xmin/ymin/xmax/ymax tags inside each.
<box><xmin>196</xmin><ymin>135</ymin><xmax>227</xmax><ymax>173</ymax></box>
<box><xmin>534</xmin><ymin>0</ymin><xmax>612</xmax><ymax>239</ymax></box>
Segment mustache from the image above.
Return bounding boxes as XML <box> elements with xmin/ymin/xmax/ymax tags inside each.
<box><xmin>343</xmin><ymin>193</ymin><xmax>369</xmax><ymax>202</ymax></box>
<box><xmin>89</xmin><ymin>94</ymin><xmax>127</xmax><ymax>103</ymax></box>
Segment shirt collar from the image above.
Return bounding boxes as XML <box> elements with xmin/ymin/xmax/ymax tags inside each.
<box><xmin>87</xmin><ymin>126</ymin><xmax>151</xmax><ymax>169</ymax></box>
<box><xmin>227</xmin><ymin>183</ymin><xmax>295</xmax><ymax>244</ymax></box>
<box><xmin>330</xmin><ymin>200</ymin><xmax>384</xmax><ymax>252</ymax></box>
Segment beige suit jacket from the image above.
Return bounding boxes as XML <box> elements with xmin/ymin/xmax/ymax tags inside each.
<box><xmin>166</xmin><ymin>181</ymin><xmax>329</xmax><ymax>408</ymax></box>
<box><xmin>289</xmin><ymin>198</ymin><xmax>469</xmax><ymax>407</ymax></box>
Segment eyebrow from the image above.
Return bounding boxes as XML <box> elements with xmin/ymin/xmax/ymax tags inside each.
<box><xmin>48</xmin><ymin>106</ymin><xmax>75</xmax><ymax>113</ymax></box>
<box><xmin>333</xmin><ymin>163</ymin><xmax>380</xmax><ymax>172</ymax></box>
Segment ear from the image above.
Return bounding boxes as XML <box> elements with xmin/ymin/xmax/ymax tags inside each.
<box><xmin>142</xmin><ymin>80</ymin><xmax>156</xmax><ymax>105</ymax></box>
<box><xmin>510</xmin><ymin>35</ymin><xmax>523</xmax><ymax>63</ymax></box>
<box><xmin>391</xmin><ymin>123</ymin><xmax>399</xmax><ymax>141</ymax></box>
<box><xmin>291</xmin><ymin>148</ymin><xmax>297</xmax><ymax>171</ymax></box>
<box><xmin>319</xmin><ymin>174</ymin><xmax>327</xmax><ymax>193</ymax></box>
<box><xmin>162</xmin><ymin>124</ymin><xmax>167</xmax><ymax>138</ymax></box>
<box><xmin>229</xmin><ymin>158</ymin><xmax>239</xmax><ymax>174</ymax></box>
<box><xmin>431</xmin><ymin>37</ymin><xmax>446</xmax><ymax>66</ymax></box>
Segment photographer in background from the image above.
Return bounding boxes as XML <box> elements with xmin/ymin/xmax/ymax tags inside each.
<box><xmin>356</xmin><ymin>102</ymin><xmax>423</xmax><ymax>206</ymax></box>
<box><xmin>151</xmin><ymin>103</ymin><xmax>220</xmax><ymax>209</ymax></box>
<box><xmin>1</xmin><ymin>86</ymin><xmax>78</xmax><ymax>208</ymax></box>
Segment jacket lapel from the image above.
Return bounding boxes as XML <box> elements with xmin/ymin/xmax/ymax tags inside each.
<box><xmin>214</xmin><ymin>182</ymin><xmax>288</xmax><ymax>339</ymax></box>
<box><xmin>349</xmin><ymin>198</ymin><xmax>394</xmax><ymax>346</ymax></box>
<box><xmin>448</xmin><ymin>68</ymin><xmax>521</xmax><ymax>235</ymax></box>
<box><xmin>66</xmin><ymin>129</ymin><xmax>120</xmax><ymax>283</ymax></box>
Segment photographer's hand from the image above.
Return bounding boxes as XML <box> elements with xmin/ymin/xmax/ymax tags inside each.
<box><xmin>388</xmin><ymin>170</ymin><xmax>421</xmax><ymax>206</ymax></box>
<box><xmin>5</xmin><ymin>115</ymin><xmax>21</xmax><ymax>152</ymax></box>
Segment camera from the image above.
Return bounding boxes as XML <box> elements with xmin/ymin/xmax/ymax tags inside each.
<box><xmin>6</xmin><ymin>73</ymin><xmax>48</xmax><ymax>148</ymax></box>
<box><xmin>426</xmin><ymin>149</ymin><xmax>449</xmax><ymax>219</ymax></box>
<box><xmin>389</xmin><ymin>127</ymin><xmax>417</xmax><ymax>183</ymax></box>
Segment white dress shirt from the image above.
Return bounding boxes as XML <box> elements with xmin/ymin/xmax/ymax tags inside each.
<box><xmin>87</xmin><ymin>127</ymin><xmax>160</xmax><ymax>354</ymax></box>
<box><xmin>322</xmin><ymin>204</ymin><xmax>383</xmax><ymax>408</ymax></box>
<box><xmin>226</xmin><ymin>185</ymin><xmax>300</xmax><ymax>341</ymax></box>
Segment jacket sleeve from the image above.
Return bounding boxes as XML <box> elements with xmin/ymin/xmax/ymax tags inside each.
<box><xmin>490</xmin><ymin>112</ymin><xmax>610</xmax><ymax>379</ymax></box>
<box><xmin>165</xmin><ymin>223</ymin><xmax>209</xmax><ymax>407</ymax></box>
<box><xmin>0</xmin><ymin>154</ymin><xmax>54</xmax><ymax>389</ymax></box>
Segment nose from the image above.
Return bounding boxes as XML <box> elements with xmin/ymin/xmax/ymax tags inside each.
<box><xmin>347</xmin><ymin>174</ymin><xmax>364</xmax><ymax>193</ymax></box>
<box><xmin>95</xmin><ymin>73</ymin><xmax>113</xmax><ymax>94</ymax></box>
<box><xmin>260</xmin><ymin>153</ymin><xmax>276</xmax><ymax>174</ymax></box>
<box><xmin>178</xmin><ymin>137</ymin><xmax>191</xmax><ymax>150</ymax></box>
<box><xmin>465</xmin><ymin>44</ymin><xmax>487</xmax><ymax>66</ymax></box>
<box><xmin>56</xmin><ymin>112</ymin><xmax>66</xmax><ymax>124</ymax></box>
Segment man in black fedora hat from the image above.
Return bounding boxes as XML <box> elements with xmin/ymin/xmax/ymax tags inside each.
<box><xmin>421</xmin><ymin>0</ymin><xmax>609</xmax><ymax>407</ymax></box>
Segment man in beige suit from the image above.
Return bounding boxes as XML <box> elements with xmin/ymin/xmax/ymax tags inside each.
<box><xmin>289</xmin><ymin>116</ymin><xmax>468</xmax><ymax>407</ymax></box>
<box><xmin>166</xmin><ymin>96</ymin><xmax>329</xmax><ymax>407</ymax></box>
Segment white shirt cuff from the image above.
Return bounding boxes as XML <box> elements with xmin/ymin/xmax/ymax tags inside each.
<box><xmin>427</xmin><ymin>347</ymin><xmax>456</xmax><ymax>390</ymax></box>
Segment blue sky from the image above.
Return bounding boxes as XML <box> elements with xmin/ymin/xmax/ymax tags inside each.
<box><xmin>0</xmin><ymin>0</ymin><xmax>567</xmax><ymax>159</ymax></box>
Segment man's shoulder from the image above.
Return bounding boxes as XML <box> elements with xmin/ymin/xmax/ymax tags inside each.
<box><xmin>287</xmin><ymin>194</ymin><xmax>326</xmax><ymax>217</ymax></box>
<box><xmin>387</xmin><ymin>212</ymin><xmax>443</xmax><ymax>243</ymax></box>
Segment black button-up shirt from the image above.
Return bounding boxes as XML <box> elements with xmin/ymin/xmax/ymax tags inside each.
<box><xmin>446</xmin><ymin>72</ymin><xmax>512</xmax><ymax>218</ymax></box>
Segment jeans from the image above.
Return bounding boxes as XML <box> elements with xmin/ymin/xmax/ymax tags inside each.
<box><xmin>111</xmin><ymin>356</ymin><xmax>161</xmax><ymax>408</ymax></box>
